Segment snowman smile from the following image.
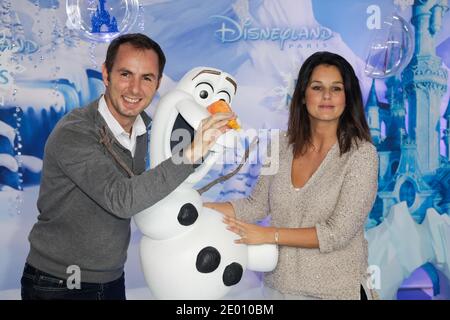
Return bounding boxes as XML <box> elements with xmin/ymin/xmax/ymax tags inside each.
<box><xmin>170</xmin><ymin>114</ymin><xmax>195</xmax><ymax>154</ymax></box>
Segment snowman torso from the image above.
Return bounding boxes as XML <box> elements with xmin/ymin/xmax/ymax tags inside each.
<box><xmin>134</xmin><ymin>67</ymin><xmax>277</xmax><ymax>299</ymax></box>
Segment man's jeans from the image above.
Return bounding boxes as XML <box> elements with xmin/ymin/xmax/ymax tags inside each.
<box><xmin>21</xmin><ymin>263</ymin><xmax>126</xmax><ymax>300</ymax></box>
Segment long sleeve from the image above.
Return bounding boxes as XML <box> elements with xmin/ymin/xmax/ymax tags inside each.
<box><xmin>43</xmin><ymin>122</ymin><xmax>194</xmax><ymax>219</ymax></box>
<box><xmin>315</xmin><ymin>142</ymin><xmax>379</xmax><ymax>253</ymax></box>
<box><xmin>29</xmin><ymin>103</ymin><xmax>196</xmax><ymax>284</ymax></box>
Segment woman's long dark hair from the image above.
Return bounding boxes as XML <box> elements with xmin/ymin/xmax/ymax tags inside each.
<box><xmin>287</xmin><ymin>51</ymin><xmax>371</xmax><ymax>156</ymax></box>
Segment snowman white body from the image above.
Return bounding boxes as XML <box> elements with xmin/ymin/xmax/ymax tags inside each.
<box><xmin>134</xmin><ymin>67</ymin><xmax>278</xmax><ymax>299</ymax></box>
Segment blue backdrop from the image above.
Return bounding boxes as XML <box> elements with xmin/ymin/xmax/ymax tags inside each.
<box><xmin>0</xmin><ymin>0</ymin><xmax>449</xmax><ymax>299</ymax></box>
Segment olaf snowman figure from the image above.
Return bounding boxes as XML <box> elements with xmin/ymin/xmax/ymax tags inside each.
<box><xmin>133</xmin><ymin>67</ymin><xmax>278</xmax><ymax>299</ymax></box>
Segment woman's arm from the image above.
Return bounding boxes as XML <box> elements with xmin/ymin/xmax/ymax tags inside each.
<box><xmin>315</xmin><ymin>143</ymin><xmax>379</xmax><ymax>253</ymax></box>
<box><xmin>223</xmin><ymin>215</ymin><xmax>319</xmax><ymax>248</ymax></box>
<box><xmin>223</xmin><ymin>143</ymin><xmax>378</xmax><ymax>250</ymax></box>
<box><xmin>204</xmin><ymin>170</ymin><xmax>273</xmax><ymax>223</ymax></box>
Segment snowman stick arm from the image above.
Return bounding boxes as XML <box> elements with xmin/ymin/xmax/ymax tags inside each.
<box><xmin>197</xmin><ymin>137</ymin><xmax>258</xmax><ymax>195</ymax></box>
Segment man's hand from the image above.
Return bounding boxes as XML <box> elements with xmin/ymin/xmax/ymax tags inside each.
<box><xmin>183</xmin><ymin>112</ymin><xmax>236</xmax><ymax>164</ymax></box>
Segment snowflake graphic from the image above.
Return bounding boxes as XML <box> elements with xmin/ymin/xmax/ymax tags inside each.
<box><xmin>270</xmin><ymin>71</ymin><xmax>297</xmax><ymax>111</ymax></box>
<box><xmin>267</xmin><ymin>57</ymin><xmax>303</xmax><ymax>111</ymax></box>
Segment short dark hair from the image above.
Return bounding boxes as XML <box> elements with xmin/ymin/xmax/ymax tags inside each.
<box><xmin>104</xmin><ymin>33</ymin><xmax>166</xmax><ymax>79</ymax></box>
<box><xmin>287</xmin><ymin>51</ymin><xmax>371</xmax><ymax>156</ymax></box>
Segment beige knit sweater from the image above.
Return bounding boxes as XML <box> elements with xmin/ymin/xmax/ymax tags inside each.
<box><xmin>231</xmin><ymin>133</ymin><xmax>379</xmax><ymax>299</ymax></box>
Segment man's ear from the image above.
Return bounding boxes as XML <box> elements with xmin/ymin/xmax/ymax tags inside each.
<box><xmin>156</xmin><ymin>77</ymin><xmax>162</xmax><ymax>91</ymax></box>
<box><xmin>101</xmin><ymin>63</ymin><xmax>109</xmax><ymax>87</ymax></box>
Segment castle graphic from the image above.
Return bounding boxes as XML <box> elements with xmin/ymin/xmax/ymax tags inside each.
<box><xmin>366</xmin><ymin>0</ymin><xmax>449</xmax><ymax>225</ymax></box>
<box><xmin>365</xmin><ymin>0</ymin><xmax>449</xmax><ymax>298</ymax></box>
<box><xmin>91</xmin><ymin>0</ymin><xmax>119</xmax><ymax>33</ymax></box>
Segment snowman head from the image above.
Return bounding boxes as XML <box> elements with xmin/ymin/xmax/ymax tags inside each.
<box><xmin>165</xmin><ymin>67</ymin><xmax>243</xmax><ymax>184</ymax></box>
<box><xmin>177</xmin><ymin>67</ymin><xmax>237</xmax><ymax>107</ymax></box>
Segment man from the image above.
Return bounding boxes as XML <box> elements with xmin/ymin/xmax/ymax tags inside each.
<box><xmin>21</xmin><ymin>33</ymin><xmax>234</xmax><ymax>300</ymax></box>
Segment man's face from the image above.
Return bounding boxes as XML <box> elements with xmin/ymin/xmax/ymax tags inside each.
<box><xmin>102</xmin><ymin>43</ymin><xmax>160</xmax><ymax>130</ymax></box>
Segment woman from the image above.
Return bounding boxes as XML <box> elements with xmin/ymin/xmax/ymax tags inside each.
<box><xmin>205</xmin><ymin>51</ymin><xmax>379</xmax><ymax>300</ymax></box>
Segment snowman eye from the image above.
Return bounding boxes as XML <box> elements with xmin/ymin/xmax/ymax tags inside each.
<box><xmin>194</xmin><ymin>82</ymin><xmax>214</xmax><ymax>102</ymax></box>
<box><xmin>199</xmin><ymin>90</ymin><xmax>208</xmax><ymax>99</ymax></box>
<box><xmin>216</xmin><ymin>90</ymin><xmax>232</xmax><ymax>104</ymax></box>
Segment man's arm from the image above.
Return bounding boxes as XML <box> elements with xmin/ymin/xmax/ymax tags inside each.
<box><xmin>48</xmin><ymin>112</ymin><xmax>235</xmax><ymax>219</ymax></box>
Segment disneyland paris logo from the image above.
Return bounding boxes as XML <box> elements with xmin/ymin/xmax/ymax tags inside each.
<box><xmin>211</xmin><ymin>15</ymin><xmax>333</xmax><ymax>50</ymax></box>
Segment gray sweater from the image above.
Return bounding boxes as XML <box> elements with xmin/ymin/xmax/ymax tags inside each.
<box><xmin>231</xmin><ymin>133</ymin><xmax>378</xmax><ymax>299</ymax></box>
<box><xmin>27</xmin><ymin>99</ymin><xmax>195</xmax><ymax>283</ymax></box>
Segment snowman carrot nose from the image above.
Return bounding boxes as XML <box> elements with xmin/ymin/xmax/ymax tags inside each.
<box><xmin>207</xmin><ymin>100</ymin><xmax>241</xmax><ymax>130</ymax></box>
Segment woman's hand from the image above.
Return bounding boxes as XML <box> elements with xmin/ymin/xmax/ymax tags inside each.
<box><xmin>223</xmin><ymin>215</ymin><xmax>275</xmax><ymax>245</ymax></box>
